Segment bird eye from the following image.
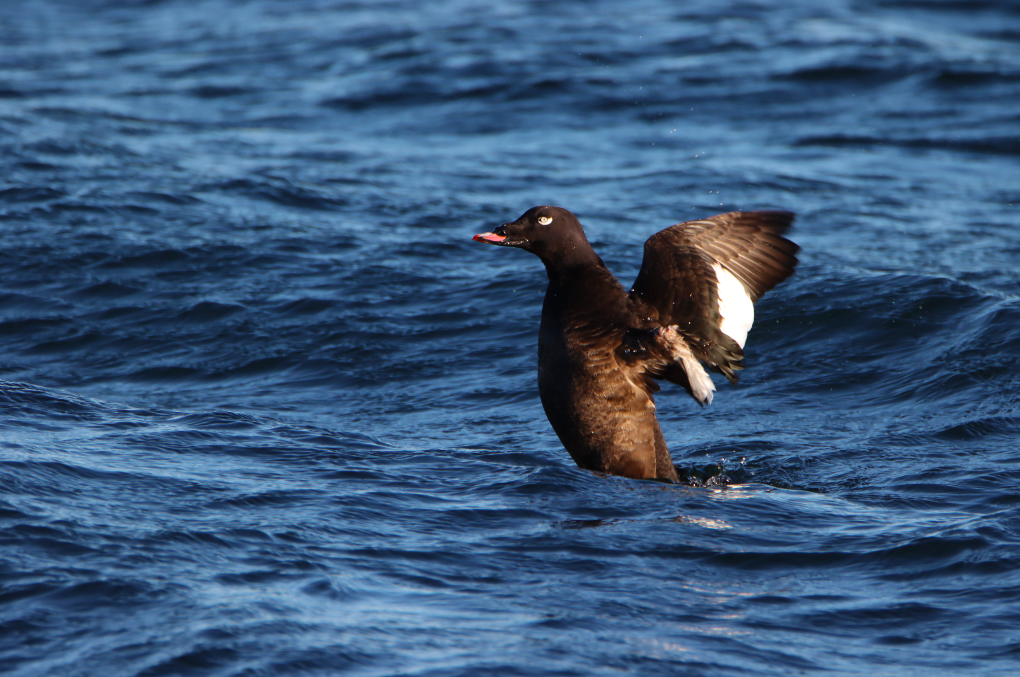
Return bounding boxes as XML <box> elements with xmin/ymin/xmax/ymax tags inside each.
<box><xmin>537</xmin><ymin>216</ymin><xmax>552</xmax><ymax>225</ymax></box>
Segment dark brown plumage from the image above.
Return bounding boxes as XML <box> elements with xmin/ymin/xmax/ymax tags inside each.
<box><xmin>474</xmin><ymin>206</ymin><xmax>799</xmax><ymax>482</ymax></box>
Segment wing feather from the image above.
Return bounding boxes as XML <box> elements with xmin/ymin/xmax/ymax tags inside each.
<box><xmin>628</xmin><ymin>210</ymin><xmax>799</xmax><ymax>392</ymax></box>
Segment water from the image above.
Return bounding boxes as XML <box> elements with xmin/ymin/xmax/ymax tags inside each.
<box><xmin>1</xmin><ymin>0</ymin><xmax>1019</xmax><ymax>675</ymax></box>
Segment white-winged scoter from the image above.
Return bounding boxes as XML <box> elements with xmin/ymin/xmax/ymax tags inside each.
<box><xmin>474</xmin><ymin>206</ymin><xmax>799</xmax><ymax>482</ymax></box>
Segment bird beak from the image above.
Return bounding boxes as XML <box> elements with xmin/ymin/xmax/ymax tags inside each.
<box><xmin>474</xmin><ymin>223</ymin><xmax>529</xmax><ymax>247</ymax></box>
<box><xmin>472</xmin><ymin>232</ymin><xmax>507</xmax><ymax>244</ymax></box>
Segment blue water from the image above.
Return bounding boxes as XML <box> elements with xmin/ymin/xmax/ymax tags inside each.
<box><xmin>2</xmin><ymin>1</ymin><xmax>1019</xmax><ymax>675</ymax></box>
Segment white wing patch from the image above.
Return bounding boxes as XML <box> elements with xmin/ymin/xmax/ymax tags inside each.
<box><xmin>712</xmin><ymin>263</ymin><xmax>754</xmax><ymax>348</ymax></box>
<box><xmin>657</xmin><ymin>325</ymin><xmax>717</xmax><ymax>406</ymax></box>
<box><xmin>680</xmin><ymin>355</ymin><xmax>715</xmax><ymax>406</ymax></box>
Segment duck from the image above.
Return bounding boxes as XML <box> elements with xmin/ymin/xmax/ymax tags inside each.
<box><xmin>473</xmin><ymin>206</ymin><xmax>799</xmax><ymax>482</ymax></box>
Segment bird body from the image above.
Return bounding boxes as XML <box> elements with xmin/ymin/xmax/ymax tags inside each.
<box><xmin>474</xmin><ymin>206</ymin><xmax>799</xmax><ymax>482</ymax></box>
<box><xmin>537</xmin><ymin>261</ymin><xmax>676</xmax><ymax>481</ymax></box>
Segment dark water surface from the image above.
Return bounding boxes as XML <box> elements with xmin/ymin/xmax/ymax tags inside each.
<box><xmin>2</xmin><ymin>1</ymin><xmax>1019</xmax><ymax>675</ymax></box>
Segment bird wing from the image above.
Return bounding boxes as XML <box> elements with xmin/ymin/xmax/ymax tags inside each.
<box><xmin>626</xmin><ymin>210</ymin><xmax>799</xmax><ymax>401</ymax></box>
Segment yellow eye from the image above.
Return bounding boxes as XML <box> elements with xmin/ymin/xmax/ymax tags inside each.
<box><xmin>537</xmin><ymin>216</ymin><xmax>552</xmax><ymax>225</ymax></box>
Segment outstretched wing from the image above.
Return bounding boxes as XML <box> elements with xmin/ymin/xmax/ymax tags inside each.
<box><xmin>627</xmin><ymin>211</ymin><xmax>799</xmax><ymax>399</ymax></box>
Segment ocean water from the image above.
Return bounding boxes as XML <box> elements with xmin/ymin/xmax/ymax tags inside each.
<box><xmin>1</xmin><ymin>1</ymin><xmax>1019</xmax><ymax>675</ymax></box>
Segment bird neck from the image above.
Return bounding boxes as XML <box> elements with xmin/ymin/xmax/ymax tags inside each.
<box><xmin>543</xmin><ymin>258</ymin><xmax>630</xmax><ymax>329</ymax></box>
<box><xmin>540</xmin><ymin>243</ymin><xmax>604</xmax><ymax>278</ymax></box>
